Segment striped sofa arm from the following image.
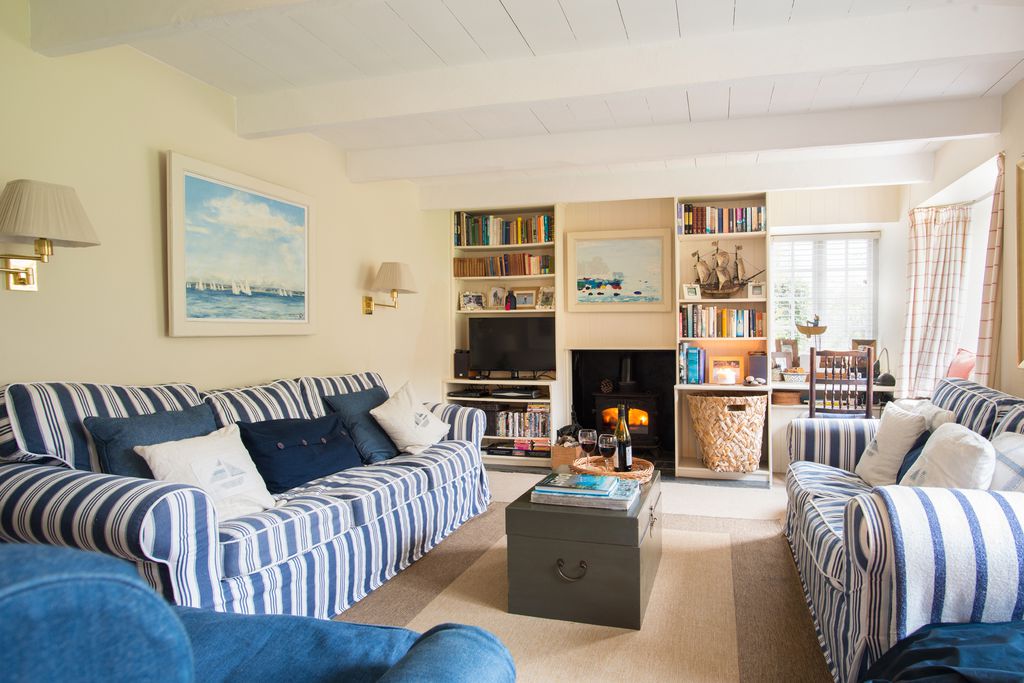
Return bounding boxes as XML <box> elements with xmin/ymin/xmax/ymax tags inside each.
<box><xmin>0</xmin><ymin>463</ymin><xmax>223</xmax><ymax>610</ymax></box>
<box><xmin>788</xmin><ymin>418</ymin><xmax>879</xmax><ymax>471</ymax></box>
<box><xmin>844</xmin><ymin>486</ymin><xmax>1024</xmax><ymax>682</ymax></box>
<box><xmin>428</xmin><ymin>404</ymin><xmax>486</xmax><ymax>451</ymax></box>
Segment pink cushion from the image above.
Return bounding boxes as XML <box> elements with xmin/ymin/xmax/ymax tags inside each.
<box><xmin>945</xmin><ymin>348</ymin><xmax>977</xmax><ymax>379</ymax></box>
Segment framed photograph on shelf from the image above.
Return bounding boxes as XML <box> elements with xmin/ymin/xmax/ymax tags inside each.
<box><xmin>460</xmin><ymin>292</ymin><xmax>485</xmax><ymax>311</ymax></box>
<box><xmin>567</xmin><ymin>228</ymin><xmax>672</xmax><ymax>312</ymax></box>
<box><xmin>166</xmin><ymin>152</ymin><xmax>314</xmax><ymax>337</ymax></box>
<box><xmin>746</xmin><ymin>282</ymin><xmax>766</xmax><ymax>299</ymax></box>
<box><xmin>536</xmin><ymin>286</ymin><xmax>555</xmax><ymax>310</ymax></box>
<box><xmin>682</xmin><ymin>284</ymin><xmax>701</xmax><ymax>300</ymax></box>
<box><xmin>709</xmin><ymin>356</ymin><xmax>744</xmax><ymax>385</ymax></box>
<box><xmin>487</xmin><ymin>286</ymin><xmax>507</xmax><ymax>310</ymax></box>
<box><xmin>512</xmin><ymin>287</ymin><xmax>538</xmax><ymax>309</ymax></box>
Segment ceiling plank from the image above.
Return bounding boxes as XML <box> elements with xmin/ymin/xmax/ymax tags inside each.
<box><xmin>558</xmin><ymin>0</ymin><xmax>627</xmax><ymax>49</ymax></box>
<box><xmin>236</xmin><ymin>3</ymin><xmax>1024</xmax><ymax>136</ymax></box>
<box><xmin>616</xmin><ymin>0</ymin><xmax>680</xmax><ymax>43</ymax></box>
<box><xmin>346</xmin><ymin>97</ymin><xmax>999</xmax><ymax>181</ymax></box>
<box><xmin>385</xmin><ymin>0</ymin><xmax>489</xmax><ymax>66</ymax></box>
<box><xmin>499</xmin><ymin>0</ymin><xmax>578</xmax><ymax>55</ymax></box>
<box><xmin>442</xmin><ymin>0</ymin><xmax>534</xmax><ymax>59</ymax></box>
<box><xmin>417</xmin><ymin>153</ymin><xmax>934</xmax><ymax>209</ymax></box>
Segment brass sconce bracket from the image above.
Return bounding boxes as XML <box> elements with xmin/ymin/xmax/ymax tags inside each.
<box><xmin>362</xmin><ymin>289</ymin><xmax>400</xmax><ymax>315</ymax></box>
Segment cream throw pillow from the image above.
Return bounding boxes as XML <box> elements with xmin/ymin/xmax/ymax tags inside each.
<box><xmin>892</xmin><ymin>399</ymin><xmax>957</xmax><ymax>432</ymax></box>
<box><xmin>134</xmin><ymin>424</ymin><xmax>276</xmax><ymax>521</ymax></box>
<box><xmin>854</xmin><ymin>403</ymin><xmax>928</xmax><ymax>486</ymax></box>
<box><xmin>370</xmin><ymin>382</ymin><xmax>450</xmax><ymax>455</ymax></box>
<box><xmin>901</xmin><ymin>423</ymin><xmax>995</xmax><ymax>489</ymax></box>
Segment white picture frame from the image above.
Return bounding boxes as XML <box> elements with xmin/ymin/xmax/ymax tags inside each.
<box><xmin>487</xmin><ymin>286</ymin><xmax>507</xmax><ymax>310</ymax></box>
<box><xmin>747</xmin><ymin>281</ymin><xmax>766</xmax><ymax>299</ymax></box>
<box><xmin>682</xmin><ymin>284</ymin><xmax>701</xmax><ymax>300</ymax></box>
<box><xmin>460</xmin><ymin>292</ymin><xmax>485</xmax><ymax>310</ymax></box>
<box><xmin>167</xmin><ymin>152</ymin><xmax>314</xmax><ymax>337</ymax></box>
<box><xmin>567</xmin><ymin>228</ymin><xmax>673</xmax><ymax>312</ymax></box>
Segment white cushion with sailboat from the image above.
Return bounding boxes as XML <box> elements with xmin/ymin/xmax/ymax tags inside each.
<box><xmin>370</xmin><ymin>382</ymin><xmax>451</xmax><ymax>456</ymax></box>
<box><xmin>134</xmin><ymin>423</ymin><xmax>275</xmax><ymax>521</ymax></box>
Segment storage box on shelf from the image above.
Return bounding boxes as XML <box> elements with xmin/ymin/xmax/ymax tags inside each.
<box><xmin>672</xmin><ymin>194</ymin><xmax>773</xmax><ymax>486</ymax></box>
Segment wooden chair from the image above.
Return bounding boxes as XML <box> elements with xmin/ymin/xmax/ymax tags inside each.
<box><xmin>808</xmin><ymin>347</ymin><xmax>874</xmax><ymax>419</ymax></box>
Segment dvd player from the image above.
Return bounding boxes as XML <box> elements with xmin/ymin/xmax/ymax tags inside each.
<box><xmin>490</xmin><ymin>388</ymin><xmax>542</xmax><ymax>399</ymax></box>
<box><xmin>447</xmin><ymin>389</ymin><xmax>488</xmax><ymax>398</ymax></box>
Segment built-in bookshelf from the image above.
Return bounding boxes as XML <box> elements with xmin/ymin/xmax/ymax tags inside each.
<box><xmin>673</xmin><ymin>194</ymin><xmax>773</xmax><ymax>485</ymax></box>
<box><xmin>447</xmin><ymin>207</ymin><xmax>562</xmax><ymax>469</ymax></box>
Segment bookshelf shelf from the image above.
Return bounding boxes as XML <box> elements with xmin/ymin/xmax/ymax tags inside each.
<box><xmin>455</xmin><ymin>309</ymin><xmax>555</xmax><ymax>316</ymax></box>
<box><xmin>454</xmin><ymin>242</ymin><xmax>555</xmax><ymax>251</ymax></box>
<box><xmin>683</xmin><ymin>297</ymin><xmax>767</xmax><ymax>304</ymax></box>
<box><xmin>678</xmin><ymin>231</ymin><xmax>766</xmax><ymax>242</ymax></box>
<box><xmin>678</xmin><ymin>337</ymin><xmax>768</xmax><ymax>342</ymax></box>
<box><xmin>444</xmin><ymin>396</ymin><xmax>552</xmax><ymax>404</ymax></box>
<box><xmin>674</xmin><ymin>383</ymin><xmax>769</xmax><ymax>392</ymax></box>
<box><xmin>454</xmin><ymin>274</ymin><xmax>555</xmax><ymax>281</ymax></box>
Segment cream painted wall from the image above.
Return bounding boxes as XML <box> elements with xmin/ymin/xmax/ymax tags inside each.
<box><xmin>0</xmin><ymin>0</ymin><xmax>449</xmax><ymax>398</ymax></box>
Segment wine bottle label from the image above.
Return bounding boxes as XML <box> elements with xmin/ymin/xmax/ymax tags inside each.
<box><xmin>624</xmin><ymin>445</ymin><xmax>632</xmax><ymax>465</ymax></box>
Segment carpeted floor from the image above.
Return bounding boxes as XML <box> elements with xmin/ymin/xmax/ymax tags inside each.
<box><xmin>338</xmin><ymin>503</ymin><xmax>830</xmax><ymax>682</ymax></box>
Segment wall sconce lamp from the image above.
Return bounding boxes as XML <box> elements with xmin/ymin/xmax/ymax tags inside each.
<box><xmin>0</xmin><ymin>179</ymin><xmax>100</xmax><ymax>291</ymax></box>
<box><xmin>362</xmin><ymin>262</ymin><xmax>417</xmax><ymax>314</ymax></box>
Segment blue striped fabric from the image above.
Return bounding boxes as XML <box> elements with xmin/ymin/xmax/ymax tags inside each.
<box><xmin>0</xmin><ymin>385</ymin><xmax>42</xmax><ymax>465</ymax></box>
<box><xmin>994</xmin><ymin>405</ymin><xmax>1024</xmax><ymax>437</ymax></box>
<box><xmin>385</xmin><ymin>440</ymin><xmax>481</xmax><ymax>488</ymax></box>
<box><xmin>204</xmin><ymin>379</ymin><xmax>312</xmax><ymax>427</ymax></box>
<box><xmin>788</xmin><ymin>418</ymin><xmax>880</xmax><ymax>471</ymax></box>
<box><xmin>0</xmin><ymin>462</ymin><xmax>221</xmax><ymax>609</ymax></box>
<box><xmin>428</xmin><ymin>403</ymin><xmax>486</xmax><ymax>450</ymax></box>
<box><xmin>5</xmin><ymin>382</ymin><xmax>204</xmax><ymax>470</ymax></box>
<box><xmin>298</xmin><ymin>373</ymin><xmax>387</xmax><ymax>418</ymax></box>
<box><xmin>218</xmin><ymin>495</ymin><xmax>353</xmax><ymax>578</ymax></box>
<box><xmin>931</xmin><ymin>378</ymin><xmax>1024</xmax><ymax>439</ymax></box>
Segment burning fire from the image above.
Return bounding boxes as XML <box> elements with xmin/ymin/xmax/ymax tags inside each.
<box><xmin>601</xmin><ymin>407</ymin><xmax>650</xmax><ymax>428</ymax></box>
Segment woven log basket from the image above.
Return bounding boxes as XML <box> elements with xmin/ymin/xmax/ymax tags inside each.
<box><xmin>571</xmin><ymin>456</ymin><xmax>655</xmax><ymax>484</ymax></box>
<box><xmin>687</xmin><ymin>394</ymin><xmax>767</xmax><ymax>473</ymax></box>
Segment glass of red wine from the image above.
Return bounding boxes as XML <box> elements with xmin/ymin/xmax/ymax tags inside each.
<box><xmin>598</xmin><ymin>434</ymin><xmax>617</xmax><ymax>465</ymax></box>
<box><xmin>578</xmin><ymin>430</ymin><xmax>597</xmax><ymax>459</ymax></box>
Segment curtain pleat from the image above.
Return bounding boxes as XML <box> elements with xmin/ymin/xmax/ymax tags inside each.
<box><xmin>974</xmin><ymin>153</ymin><xmax>1006</xmax><ymax>388</ymax></box>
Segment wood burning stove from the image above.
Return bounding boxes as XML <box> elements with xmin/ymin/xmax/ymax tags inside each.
<box><xmin>592</xmin><ymin>392</ymin><xmax>659</xmax><ymax>447</ymax></box>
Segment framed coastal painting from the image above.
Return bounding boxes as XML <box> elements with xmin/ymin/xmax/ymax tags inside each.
<box><xmin>166</xmin><ymin>153</ymin><xmax>314</xmax><ymax>336</ymax></box>
<box><xmin>566</xmin><ymin>228</ymin><xmax>672</xmax><ymax>312</ymax></box>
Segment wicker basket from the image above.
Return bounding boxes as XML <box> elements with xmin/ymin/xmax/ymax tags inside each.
<box><xmin>570</xmin><ymin>456</ymin><xmax>655</xmax><ymax>484</ymax></box>
<box><xmin>686</xmin><ymin>394</ymin><xmax>767</xmax><ymax>473</ymax></box>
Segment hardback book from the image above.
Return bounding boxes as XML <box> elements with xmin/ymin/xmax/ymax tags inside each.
<box><xmin>531</xmin><ymin>479</ymin><xmax>641</xmax><ymax>510</ymax></box>
<box><xmin>534</xmin><ymin>473</ymin><xmax>616</xmax><ymax>497</ymax></box>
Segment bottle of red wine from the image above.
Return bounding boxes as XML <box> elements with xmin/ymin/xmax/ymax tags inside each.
<box><xmin>614</xmin><ymin>403</ymin><xmax>632</xmax><ymax>472</ymax></box>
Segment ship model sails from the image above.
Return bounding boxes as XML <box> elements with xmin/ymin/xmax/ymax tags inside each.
<box><xmin>691</xmin><ymin>242</ymin><xmax>764</xmax><ymax>298</ymax></box>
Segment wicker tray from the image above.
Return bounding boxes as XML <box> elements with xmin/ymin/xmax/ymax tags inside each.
<box><xmin>570</xmin><ymin>456</ymin><xmax>655</xmax><ymax>484</ymax></box>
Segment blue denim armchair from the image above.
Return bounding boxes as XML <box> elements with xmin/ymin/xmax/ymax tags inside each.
<box><xmin>0</xmin><ymin>543</ymin><xmax>515</xmax><ymax>682</ymax></box>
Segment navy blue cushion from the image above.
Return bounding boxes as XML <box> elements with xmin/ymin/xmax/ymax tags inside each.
<box><xmin>897</xmin><ymin>430</ymin><xmax>932</xmax><ymax>483</ymax></box>
<box><xmin>84</xmin><ymin>404</ymin><xmax>217</xmax><ymax>479</ymax></box>
<box><xmin>237</xmin><ymin>414</ymin><xmax>362</xmax><ymax>494</ymax></box>
<box><xmin>324</xmin><ymin>388</ymin><xmax>399</xmax><ymax>464</ymax></box>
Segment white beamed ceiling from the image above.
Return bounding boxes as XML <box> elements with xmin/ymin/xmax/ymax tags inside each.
<box><xmin>30</xmin><ymin>0</ymin><xmax>1024</xmax><ymax>204</ymax></box>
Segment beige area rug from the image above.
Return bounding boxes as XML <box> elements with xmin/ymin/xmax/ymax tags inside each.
<box><xmin>338</xmin><ymin>505</ymin><xmax>830</xmax><ymax>683</ymax></box>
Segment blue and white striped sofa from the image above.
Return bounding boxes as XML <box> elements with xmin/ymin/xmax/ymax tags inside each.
<box><xmin>785</xmin><ymin>378</ymin><xmax>1024</xmax><ymax>682</ymax></box>
<box><xmin>0</xmin><ymin>372</ymin><xmax>489</xmax><ymax>619</ymax></box>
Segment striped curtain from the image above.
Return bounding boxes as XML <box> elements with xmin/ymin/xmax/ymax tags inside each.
<box><xmin>975</xmin><ymin>153</ymin><xmax>1006</xmax><ymax>387</ymax></box>
<box><xmin>899</xmin><ymin>204</ymin><xmax>971</xmax><ymax>398</ymax></box>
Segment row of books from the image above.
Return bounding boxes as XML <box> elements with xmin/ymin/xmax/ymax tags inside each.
<box><xmin>680</xmin><ymin>305</ymin><xmax>766</xmax><ymax>339</ymax></box>
<box><xmin>679</xmin><ymin>344</ymin><xmax>708</xmax><ymax>384</ymax></box>
<box><xmin>677</xmin><ymin>204</ymin><xmax>766</xmax><ymax>235</ymax></box>
<box><xmin>530</xmin><ymin>473</ymin><xmax>640</xmax><ymax>510</ymax></box>
<box><xmin>494</xmin><ymin>405</ymin><xmax>550</xmax><ymax>438</ymax></box>
<box><xmin>453</xmin><ymin>254</ymin><xmax>554</xmax><ymax>278</ymax></box>
<box><xmin>453</xmin><ymin>212</ymin><xmax>554</xmax><ymax>247</ymax></box>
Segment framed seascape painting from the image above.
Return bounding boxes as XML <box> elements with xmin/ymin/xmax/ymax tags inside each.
<box><xmin>567</xmin><ymin>229</ymin><xmax>672</xmax><ymax>312</ymax></box>
<box><xmin>166</xmin><ymin>153</ymin><xmax>314</xmax><ymax>336</ymax></box>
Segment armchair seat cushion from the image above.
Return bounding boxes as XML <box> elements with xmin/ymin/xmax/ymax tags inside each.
<box><xmin>787</xmin><ymin>461</ymin><xmax>871</xmax><ymax>504</ymax></box>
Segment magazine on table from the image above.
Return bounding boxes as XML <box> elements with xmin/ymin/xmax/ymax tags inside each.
<box><xmin>533</xmin><ymin>472</ymin><xmax>617</xmax><ymax>497</ymax></box>
<box><xmin>531</xmin><ymin>479</ymin><xmax>641</xmax><ymax>510</ymax></box>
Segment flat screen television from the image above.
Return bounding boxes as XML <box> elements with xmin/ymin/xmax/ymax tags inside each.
<box><xmin>469</xmin><ymin>317</ymin><xmax>555</xmax><ymax>375</ymax></box>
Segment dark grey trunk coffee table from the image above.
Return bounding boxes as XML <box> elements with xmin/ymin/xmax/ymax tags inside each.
<box><xmin>505</xmin><ymin>471</ymin><xmax>662</xmax><ymax>630</ymax></box>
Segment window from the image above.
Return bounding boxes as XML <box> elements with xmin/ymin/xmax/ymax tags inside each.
<box><xmin>771</xmin><ymin>234</ymin><xmax>878</xmax><ymax>353</ymax></box>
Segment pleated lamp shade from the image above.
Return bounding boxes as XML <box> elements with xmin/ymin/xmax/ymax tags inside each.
<box><xmin>372</xmin><ymin>262</ymin><xmax>417</xmax><ymax>293</ymax></box>
<box><xmin>0</xmin><ymin>179</ymin><xmax>100</xmax><ymax>247</ymax></box>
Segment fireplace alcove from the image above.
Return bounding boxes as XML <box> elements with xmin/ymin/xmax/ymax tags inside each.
<box><xmin>570</xmin><ymin>350</ymin><xmax>676</xmax><ymax>472</ymax></box>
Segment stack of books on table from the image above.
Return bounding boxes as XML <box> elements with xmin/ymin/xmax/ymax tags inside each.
<box><xmin>530</xmin><ymin>473</ymin><xmax>641</xmax><ymax>511</ymax></box>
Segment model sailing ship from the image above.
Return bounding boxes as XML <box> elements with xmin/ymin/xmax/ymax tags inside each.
<box><xmin>690</xmin><ymin>242</ymin><xmax>764</xmax><ymax>298</ymax></box>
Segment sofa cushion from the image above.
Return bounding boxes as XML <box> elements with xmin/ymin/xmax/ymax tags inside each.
<box><xmin>324</xmin><ymin>389</ymin><xmax>400</xmax><ymax>464</ymax></box>
<box><xmin>84</xmin><ymin>403</ymin><xmax>218</xmax><ymax>479</ymax></box>
<box><xmin>298</xmin><ymin>373</ymin><xmax>388</xmax><ymax>419</ymax></box>
<box><xmin>218</xmin><ymin>495</ymin><xmax>353</xmax><ymax>578</ymax></box>
<box><xmin>237</xmin><ymin>415</ymin><xmax>362</xmax><ymax>494</ymax></box>
<box><xmin>0</xmin><ymin>385</ymin><xmax>45</xmax><ymax>466</ymax></box>
<box><xmin>370</xmin><ymin>383</ymin><xmax>450</xmax><ymax>455</ymax></box>
<box><xmin>900</xmin><ymin>423</ymin><xmax>995</xmax><ymax>489</ymax></box>
<box><xmin>854</xmin><ymin>403</ymin><xmax>927</xmax><ymax>486</ymax></box>
<box><xmin>204</xmin><ymin>379</ymin><xmax>311</xmax><ymax>427</ymax></box>
<box><xmin>788</xmin><ymin>461</ymin><xmax>872</xmax><ymax>502</ymax></box>
<box><xmin>931</xmin><ymin>378</ymin><xmax>1024</xmax><ymax>439</ymax></box>
<box><xmin>278</xmin><ymin>464</ymin><xmax>431</xmax><ymax>527</ymax></box>
<box><xmin>994</xmin><ymin>405</ymin><xmax>1024</xmax><ymax>438</ymax></box>
<box><xmin>5</xmin><ymin>382</ymin><xmax>204</xmax><ymax>471</ymax></box>
<box><xmin>380</xmin><ymin>440</ymin><xmax>480</xmax><ymax>490</ymax></box>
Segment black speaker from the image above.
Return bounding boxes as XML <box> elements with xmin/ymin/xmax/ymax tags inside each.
<box><xmin>454</xmin><ymin>349</ymin><xmax>470</xmax><ymax>378</ymax></box>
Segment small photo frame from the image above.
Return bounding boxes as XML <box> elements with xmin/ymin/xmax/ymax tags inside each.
<box><xmin>537</xmin><ymin>286</ymin><xmax>555</xmax><ymax>310</ymax></box>
<box><xmin>747</xmin><ymin>282</ymin><xmax>766</xmax><ymax>299</ymax></box>
<box><xmin>512</xmin><ymin>287</ymin><xmax>538</xmax><ymax>309</ymax></box>
<box><xmin>709</xmin><ymin>355</ymin><xmax>743</xmax><ymax>385</ymax></box>
<box><xmin>487</xmin><ymin>286</ymin><xmax>507</xmax><ymax>310</ymax></box>
<box><xmin>682</xmin><ymin>284</ymin><xmax>701</xmax><ymax>300</ymax></box>
<box><xmin>460</xmin><ymin>292</ymin><xmax>485</xmax><ymax>311</ymax></box>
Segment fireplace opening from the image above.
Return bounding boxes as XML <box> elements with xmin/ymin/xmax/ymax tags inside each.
<box><xmin>600</xmin><ymin>406</ymin><xmax>650</xmax><ymax>432</ymax></box>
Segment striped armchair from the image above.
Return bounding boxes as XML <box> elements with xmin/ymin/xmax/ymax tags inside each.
<box><xmin>785</xmin><ymin>378</ymin><xmax>1024</xmax><ymax>682</ymax></box>
<box><xmin>0</xmin><ymin>374</ymin><xmax>489</xmax><ymax>619</ymax></box>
